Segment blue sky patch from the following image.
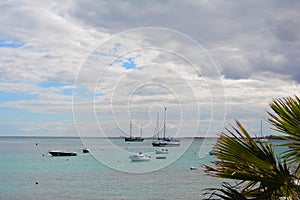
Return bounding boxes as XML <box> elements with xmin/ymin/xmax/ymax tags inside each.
<box><xmin>109</xmin><ymin>57</ymin><xmax>138</xmax><ymax>69</ymax></box>
<box><xmin>61</xmin><ymin>88</ymin><xmax>74</xmax><ymax>96</ymax></box>
<box><xmin>38</xmin><ymin>81</ymin><xmax>69</xmax><ymax>88</ymax></box>
<box><xmin>94</xmin><ymin>93</ymin><xmax>105</xmax><ymax>98</ymax></box>
<box><xmin>0</xmin><ymin>91</ymin><xmax>38</xmax><ymax>102</ymax></box>
<box><xmin>0</xmin><ymin>39</ymin><xmax>25</xmax><ymax>48</ymax></box>
<box><xmin>0</xmin><ymin>107</ymin><xmax>71</xmax><ymax>123</ymax></box>
<box><xmin>72</xmin><ymin>86</ymin><xmax>106</xmax><ymax>99</ymax></box>
<box><xmin>122</xmin><ymin>57</ymin><xmax>137</xmax><ymax>69</ymax></box>
<box><xmin>39</xmin><ymin>81</ymin><xmax>76</xmax><ymax>96</ymax></box>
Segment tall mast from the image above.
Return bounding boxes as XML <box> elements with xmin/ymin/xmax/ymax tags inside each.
<box><xmin>130</xmin><ymin>120</ymin><xmax>132</xmax><ymax>138</ymax></box>
<box><xmin>156</xmin><ymin>112</ymin><xmax>159</xmax><ymax>138</ymax></box>
<box><xmin>140</xmin><ymin>124</ymin><xmax>142</xmax><ymax>138</ymax></box>
<box><xmin>260</xmin><ymin>119</ymin><xmax>263</xmax><ymax>138</ymax></box>
<box><xmin>163</xmin><ymin>107</ymin><xmax>166</xmax><ymax>139</ymax></box>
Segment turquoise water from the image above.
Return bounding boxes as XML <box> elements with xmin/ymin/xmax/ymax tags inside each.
<box><xmin>0</xmin><ymin>137</ymin><xmax>286</xmax><ymax>199</ymax></box>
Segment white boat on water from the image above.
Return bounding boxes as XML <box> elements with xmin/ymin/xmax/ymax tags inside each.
<box><xmin>48</xmin><ymin>150</ymin><xmax>77</xmax><ymax>156</ymax></box>
<box><xmin>155</xmin><ymin>148</ymin><xmax>169</xmax><ymax>154</ymax></box>
<box><xmin>129</xmin><ymin>152</ymin><xmax>151</xmax><ymax>162</ymax></box>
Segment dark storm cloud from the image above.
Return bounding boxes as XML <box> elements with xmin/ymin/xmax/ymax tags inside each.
<box><xmin>68</xmin><ymin>0</ymin><xmax>300</xmax><ymax>82</ymax></box>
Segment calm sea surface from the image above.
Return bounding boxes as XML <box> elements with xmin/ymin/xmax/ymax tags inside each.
<box><xmin>0</xmin><ymin>137</ymin><xmax>286</xmax><ymax>200</ymax></box>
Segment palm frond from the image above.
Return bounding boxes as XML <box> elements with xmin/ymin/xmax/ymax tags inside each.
<box><xmin>203</xmin><ymin>120</ymin><xmax>298</xmax><ymax>199</ymax></box>
<box><xmin>203</xmin><ymin>182</ymin><xmax>248</xmax><ymax>200</ymax></box>
<box><xmin>267</xmin><ymin>96</ymin><xmax>300</xmax><ymax>164</ymax></box>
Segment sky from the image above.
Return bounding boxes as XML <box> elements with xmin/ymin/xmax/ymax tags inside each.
<box><xmin>0</xmin><ymin>0</ymin><xmax>299</xmax><ymax>138</ymax></box>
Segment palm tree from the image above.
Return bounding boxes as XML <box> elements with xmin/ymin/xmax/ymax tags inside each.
<box><xmin>203</xmin><ymin>96</ymin><xmax>300</xmax><ymax>199</ymax></box>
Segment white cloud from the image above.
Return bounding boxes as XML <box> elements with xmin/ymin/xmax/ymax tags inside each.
<box><xmin>1</xmin><ymin>1</ymin><xmax>300</xmax><ymax>137</ymax></box>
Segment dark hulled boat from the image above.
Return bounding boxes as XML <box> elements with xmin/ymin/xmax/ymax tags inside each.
<box><xmin>83</xmin><ymin>148</ymin><xmax>90</xmax><ymax>153</ymax></box>
<box><xmin>152</xmin><ymin>138</ymin><xmax>180</xmax><ymax>147</ymax></box>
<box><xmin>125</xmin><ymin>137</ymin><xmax>144</xmax><ymax>142</ymax></box>
<box><xmin>124</xmin><ymin>121</ymin><xmax>144</xmax><ymax>142</ymax></box>
<box><xmin>48</xmin><ymin>150</ymin><xmax>77</xmax><ymax>156</ymax></box>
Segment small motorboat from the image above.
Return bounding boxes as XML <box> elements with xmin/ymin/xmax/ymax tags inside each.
<box><xmin>48</xmin><ymin>150</ymin><xmax>77</xmax><ymax>157</ymax></box>
<box><xmin>190</xmin><ymin>166</ymin><xmax>198</xmax><ymax>170</ymax></box>
<box><xmin>83</xmin><ymin>148</ymin><xmax>90</xmax><ymax>153</ymax></box>
<box><xmin>155</xmin><ymin>149</ymin><xmax>169</xmax><ymax>154</ymax></box>
<box><xmin>129</xmin><ymin>152</ymin><xmax>151</xmax><ymax>162</ymax></box>
<box><xmin>156</xmin><ymin>156</ymin><xmax>166</xmax><ymax>159</ymax></box>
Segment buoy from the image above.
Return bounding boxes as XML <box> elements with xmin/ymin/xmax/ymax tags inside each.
<box><xmin>42</xmin><ymin>154</ymin><xmax>45</xmax><ymax>157</ymax></box>
<box><xmin>190</xmin><ymin>166</ymin><xmax>198</xmax><ymax>170</ymax></box>
<box><xmin>35</xmin><ymin>181</ymin><xmax>39</xmax><ymax>185</ymax></box>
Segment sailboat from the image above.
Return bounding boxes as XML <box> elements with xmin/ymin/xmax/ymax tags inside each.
<box><xmin>152</xmin><ymin>107</ymin><xmax>180</xmax><ymax>147</ymax></box>
<box><xmin>125</xmin><ymin>120</ymin><xmax>144</xmax><ymax>142</ymax></box>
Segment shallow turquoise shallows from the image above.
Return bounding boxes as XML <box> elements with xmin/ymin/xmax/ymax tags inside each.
<box><xmin>0</xmin><ymin>137</ymin><xmax>286</xmax><ymax>200</ymax></box>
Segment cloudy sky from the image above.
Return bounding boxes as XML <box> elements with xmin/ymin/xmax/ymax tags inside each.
<box><xmin>0</xmin><ymin>0</ymin><xmax>299</xmax><ymax>137</ymax></box>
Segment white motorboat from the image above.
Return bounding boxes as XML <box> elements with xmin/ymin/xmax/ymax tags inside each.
<box><xmin>129</xmin><ymin>152</ymin><xmax>151</xmax><ymax>162</ymax></box>
<box><xmin>48</xmin><ymin>150</ymin><xmax>77</xmax><ymax>156</ymax></box>
<box><xmin>155</xmin><ymin>149</ymin><xmax>169</xmax><ymax>154</ymax></box>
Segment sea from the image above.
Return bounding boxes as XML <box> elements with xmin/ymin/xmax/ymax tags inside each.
<box><xmin>0</xmin><ymin>137</ymin><xmax>286</xmax><ymax>200</ymax></box>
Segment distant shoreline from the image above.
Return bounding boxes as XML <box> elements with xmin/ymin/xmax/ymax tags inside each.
<box><xmin>0</xmin><ymin>136</ymin><xmax>214</xmax><ymax>139</ymax></box>
<box><xmin>0</xmin><ymin>135</ymin><xmax>282</xmax><ymax>140</ymax></box>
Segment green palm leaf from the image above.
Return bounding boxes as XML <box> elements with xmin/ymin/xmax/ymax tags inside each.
<box><xmin>267</xmin><ymin>96</ymin><xmax>300</xmax><ymax>164</ymax></box>
<box><xmin>203</xmin><ymin>182</ymin><xmax>248</xmax><ymax>200</ymax></box>
<box><xmin>203</xmin><ymin>120</ymin><xmax>299</xmax><ymax>199</ymax></box>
